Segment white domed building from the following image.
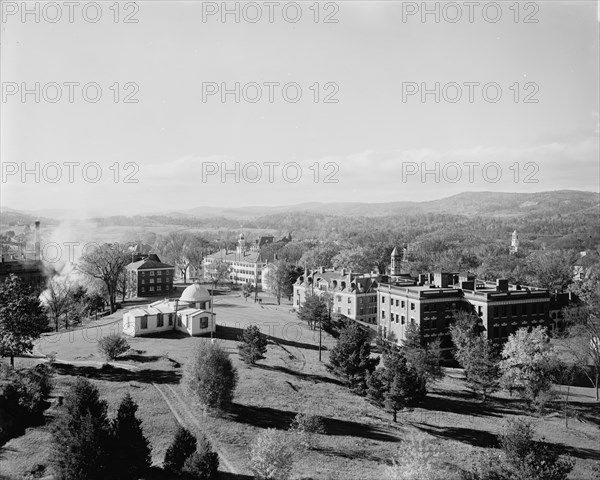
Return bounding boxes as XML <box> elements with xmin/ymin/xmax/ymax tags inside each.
<box><xmin>122</xmin><ymin>281</ymin><xmax>216</xmax><ymax>337</ymax></box>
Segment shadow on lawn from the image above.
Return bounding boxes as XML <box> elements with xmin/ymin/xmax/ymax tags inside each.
<box><xmin>218</xmin><ymin>473</ymin><xmax>254</xmax><ymax>480</ymax></box>
<box><xmin>415</xmin><ymin>423</ymin><xmax>500</xmax><ymax>448</ymax></box>
<box><xmin>255</xmin><ymin>364</ymin><xmax>343</xmax><ymax>386</ymax></box>
<box><xmin>420</xmin><ymin>390</ymin><xmax>523</xmax><ymax>419</ymax></box>
<box><xmin>119</xmin><ymin>354</ymin><xmax>164</xmax><ymax>363</ymax></box>
<box><xmin>53</xmin><ymin>363</ymin><xmax>180</xmax><ymax>385</ymax></box>
<box><xmin>231</xmin><ymin>403</ymin><xmax>399</xmax><ymax>442</ymax></box>
<box><xmin>271</xmin><ymin>335</ymin><xmax>322</xmax><ymax>352</ymax></box>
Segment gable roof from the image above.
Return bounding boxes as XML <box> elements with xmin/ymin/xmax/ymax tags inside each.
<box><xmin>127</xmin><ymin>255</ymin><xmax>174</xmax><ymax>271</ymax></box>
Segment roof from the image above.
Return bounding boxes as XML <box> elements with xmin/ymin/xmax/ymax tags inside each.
<box><xmin>127</xmin><ymin>255</ymin><xmax>174</xmax><ymax>271</ymax></box>
<box><xmin>205</xmin><ymin>248</ymin><xmax>266</xmax><ymax>264</ymax></box>
<box><xmin>180</xmin><ymin>283</ymin><xmax>211</xmax><ymax>302</ymax></box>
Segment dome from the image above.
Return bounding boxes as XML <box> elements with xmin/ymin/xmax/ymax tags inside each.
<box><xmin>180</xmin><ymin>283</ymin><xmax>211</xmax><ymax>303</ymax></box>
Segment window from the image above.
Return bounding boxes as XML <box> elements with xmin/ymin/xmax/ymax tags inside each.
<box><xmin>150</xmin><ymin>271</ymin><xmax>155</xmax><ymax>276</ymax></box>
<box><xmin>410</xmin><ymin>318</ymin><xmax>415</xmax><ymax>325</ymax></box>
<box><xmin>401</xmin><ymin>315</ymin><xmax>405</xmax><ymax>325</ymax></box>
<box><xmin>396</xmin><ymin>314</ymin><xmax>399</xmax><ymax>323</ymax></box>
<box><xmin>157</xmin><ymin>277</ymin><xmax>162</xmax><ymax>283</ymax></box>
<box><xmin>150</xmin><ymin>278</ymin><xmax>154</xmax><ymax>284</ymax></box>
<box><xmin>359</xmin><ymin>298</ymin><xmax>364</xmax><ymax>304</ymax></box>
<box><xmin>410</xmin><ymin>302</ymin><xmax>415</xmax><ymax>311</ymax></box>
<box><xmin>382</xmin><ymin>311</ymin><xmax>386</xmax><ymax>319</ymax></box>
<box><xmin>381</xmin><ymin>297</ymin><xmax>385</xmax><ymax>304</ymax></box>
<box><xmin>150</xmin><ymin>286</ymin><xmax>155</xmax><ymax>292</ymax></box>
<box><xmin>157</xmin><ymin>314</ymin><xmax>164</xmax><ymax>327</ymax></box>
<box><xmin>141</xmin><ymin>317</ymin><xmax>148</xmax><ymax>329</ymax></box>
<box><xmin>493</xmin><ymin>306</ymin><xmax>499</xmax><ymax>318</ymax></box>
<box><xmin>347</xmin><ymin>297</ymin><xmax>351</xmax><ymax>304</ymax></box>
<box><xmin>511</xmin><ymin>304</ymin><xmax>517</xmax><ymax>316</ymax></box>
<box><xmin>177</xmin><ymin>316</ymin><xmax>182</xmax><ymax>327</ymax></box>
<box><xmin>347</xmin><ymin>308</ymin><xmax>351</xmax><ymax>315</ymax></box>
<box><xmin>200</xmin><ymin>317</ymin><xmax>209</xmax><ymax>329</ymax></box>
<box><xmin>168</xmin><ymin>314</ymin><xmax>173</xmax><ymax>326</ymax></box>
<box><xmin>395</xmin><ymin>299</ymin><xmax>399</xmax><ymax>307</ymax></box>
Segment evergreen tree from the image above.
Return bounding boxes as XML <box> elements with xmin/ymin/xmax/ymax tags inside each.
<box><xmin>367</xmin><ymin>349</ymin><xmax>426</xmax><ymax>421</ymax></box>
<box><xmin>450</xmin><ymin>311</ymin><xmax>500</xmax><ymax>401</ymax></box>
<box><xmin>164</xmin><ymin>426</ymin><xmax>198</xmax><ymax>474</ymax></box>
<box><xmin>183</xmin><ymin>342</ymin><xmax>238</xmax><ymax>412</ymax></box>
<box><xmin>238</xmin><ymin>325</ymin><xmax>268</xmax><ymax>364</ymax></box>
<box><xmin>402</xmin><ymin>323</ymin><xmax>443</xmax><ymax>393</ymax></box>
<box><xmin>181</xmin><ymin>437</ymin><xmax>219</xmax><ymax>480</ymax></box>
<box><xmin>110</xmin><ymin>393</ymin><xmax>152</xmax><ymax>479</ymax></box>
<box><xmin>297</xmin><ymin>293</ymin><xmax>329</xmax><ymax>330</ymax></box>
<box><xmin>329</xmin><ymin>322</ymin><xmax>379</xmax><ymax>393</ymax></box>
<box><xmin>51</xmin><ymin>378</ymin><xmax>111</xmax><ymax>480</ymax></box>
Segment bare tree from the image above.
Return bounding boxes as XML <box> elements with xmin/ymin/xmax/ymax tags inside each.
<box><xmin>43</xmin><ymin>276</ymin><xmax>75</xmax><ymax>332</ymax></box>
<box><xmin>78</xmin><ymin>244</ymin><xmax>129</xmax><ymax>313</ymax></box>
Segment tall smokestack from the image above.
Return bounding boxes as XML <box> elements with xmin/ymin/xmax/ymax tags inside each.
<box><xmin>34</xmin><ymin>220</ymin><xmax>40</xmax><ymax>260</ymax></box>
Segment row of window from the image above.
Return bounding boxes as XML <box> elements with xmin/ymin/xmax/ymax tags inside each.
<box><xmin>141</xmin><ymin>277</ymin><xmax>171</xmax><ymax>284</ymax></box>
<box><xmin>491</xmin><ymin>303</ymin><xmax>546</xmax><ymax>319</ymax></box>
<box><xmin>140</xmin><ymin>285</ymin><xmax>168</xmax><ymax>293</ymax></box>
<box><xmin>139</xmin><ymin>315</ymin><xmax>209</xmax><ymax>330</ymax></box>
<box><xmin>381</xmin><ymin>297</ymin><xmax>416</xmax><ymax>311</ymax></box>
<box><xmin>138</xmin><ymin>270</ymin><xmax>172</xmax><ymax>277</ymax></box>
<box><xmin>381</xmin><ymin>311</ymin><xmax>415</xmax><ymax>325</ymax></box>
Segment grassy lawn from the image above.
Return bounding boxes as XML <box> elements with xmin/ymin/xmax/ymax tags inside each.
<box><xmin>2</xmin><ymin>292</ymin><xmax>599</xmax><ymax>479</ymax></box>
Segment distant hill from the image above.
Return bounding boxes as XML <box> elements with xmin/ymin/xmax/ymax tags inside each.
<box><xmin>181</xmin><ymin>190</ymin><xmax>599</xmax><ymax>219</ymax></box>
<box><xmin>3</xmin><ymin>190</ymin><xmax>598</xmax><ymax>223</ymax></box>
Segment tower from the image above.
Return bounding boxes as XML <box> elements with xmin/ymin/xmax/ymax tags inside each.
<box><xmin>390</xmin><ymin>246</ymin><xmax>402</xmax><ymax>275</ymax></box>
<box><xmin>33</xmin><ymin>220</ymin><xmax>41</xmax><ymax>260</ymax></box>
<box><xmin>237</xmin><ymin>232</ymin><xmax>246</xmax><ymax>255</ymax></box>
<box><xmin>509</xmin><ymin>230</ymin><xmax>519</xmax><ymax>255</ymax></box>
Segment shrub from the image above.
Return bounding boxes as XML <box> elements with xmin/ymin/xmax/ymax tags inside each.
<box><xmin>499</xmin><ymin>419</ymin><xmax>573</xmax><ymax>480</ymax></box>
<box><xmin>238</xmin><ymin>325</ymin><xmax>268</xmax><ymax>364</ymax></box>
<box><xmin>181</xmin><ymin>437</ymin><xmax>219</xmax><ymax>480</ymax></box>
<box><xmin>385</xmin><ymin>437</ymin><xmax>445</xmax><ymax>480</ymax></box>
<box><xmin>164</xmin><ymin>426</ymin><xmax>197</xmax><ymax>474</ymax></box>
<box><xmin>288</xmin><ymin>413</ymin><xmax>325</xmax><ymax>449</ymax></box>
<box><xmin>465</xmin><ymin>419</ymin><xmax>574</xmax><ymax>480</ymax></box>
<box><xmin>249</xmin><ymin>429</ymin><xmax>295</xmax><ymax>480</ymax></box>
<box><xmin>183</xmin><ymin>342</ymin><xmax>238</xmax><ymax>412</ymax></box>
<box><xmin>97</xmin><ymin>334</ymin><xmax>130</xmax><ymax>360</ymax></box>
<box><xmin>0</xmin><ymin>362</ymin><xmax>53</xmax><ymax>443</ymax></box>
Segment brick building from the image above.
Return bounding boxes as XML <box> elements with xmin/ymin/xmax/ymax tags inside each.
<box><xmin>126</xmin><ymin>253</ymin><xmax>175</xmax><ymax>297</ymax></box>
<box><xmin>377</xmin><ymin>273</ymin><xmax>553</xmax><ymax>355</ymax></box>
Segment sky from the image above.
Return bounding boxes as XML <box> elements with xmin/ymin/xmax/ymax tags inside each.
<box><xmin>1</xmin><ymin>0</ymin><xmax>599</xmax><ymax>216</ymax></box>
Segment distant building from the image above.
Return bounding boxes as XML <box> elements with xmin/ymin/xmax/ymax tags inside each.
<box><xmin>0</xmin><ymin>220</ymin><xmax>45</xmax><ymax>292</ymax></box>
<box><xmin>293</xmin><ymin>267</ymin><xmax>406</xmax><ymax>326</ymax></box>
<box><xmin>122</xmin><ymin>282</ymin><xmax>215</xmax><ymax>337</ymax></box>
<box><xmin>203</xmin><ymin>233</ymin><xmax>274</xmax><ymax>290</ymax></box>
<box><xmin>126</xmin><ymin>253</ymin><xmax>175</xmax><ymax>297</ymax></box>
<box><xmin>509</xmin><ymin>230</ymin><xmax>519</xmax><ymax>255</ymax></box>
<box><xmin>377</xmin><ymin>273</ymin><xmax>554</xmax><ymax>355</ymax></box>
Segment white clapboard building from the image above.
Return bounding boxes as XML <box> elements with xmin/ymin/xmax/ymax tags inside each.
<box><xmin>122</xmin><ymin>282</ymin><xmax>215</xmax><ymax>337</ymax></box>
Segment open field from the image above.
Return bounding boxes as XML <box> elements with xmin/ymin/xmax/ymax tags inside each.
<box><xmin>2</xmin><ymin>293</ymin><xmax>599</xmax><ymax>479</ymax></box>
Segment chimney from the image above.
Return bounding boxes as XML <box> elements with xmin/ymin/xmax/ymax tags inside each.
<box><xmin>461</xmin><ymin>281</ymin><xmax>475</xmax><ymax>290</ymax></box>
<box><xmin>418</xmin><ymin>274</ymin><xmax>427</xmax><ymax>286</ymax></box>
<box><xmin>319</xmin><ymin>266</ymin><xmax>325</xmax><ymax>274</ymax></box>
<box><xmin>34</xmin><ymin>220</ymin><xmax>40</xmax><ymax>260</ymax></box>
<box><xmin>341</xmin><ymin>268</ymin><xmax>346</xmax><ymax>275</ymax></box>
<box><xmin>496</xmin><ymin>279</ymin><xmax>509</xmax><ymax>292</ymax></box>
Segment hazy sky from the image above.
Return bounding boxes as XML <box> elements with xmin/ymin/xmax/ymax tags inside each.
<box><xmin>1</xmin><ymin>1</ymin><xmax>598</xmax><ymax>216</ymax></box>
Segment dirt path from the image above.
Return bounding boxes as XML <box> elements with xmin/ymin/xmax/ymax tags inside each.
<box><xmin>152</xmin><ymin>383</ymin><xmax>240</xmax><ymax>474</ymax></box>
